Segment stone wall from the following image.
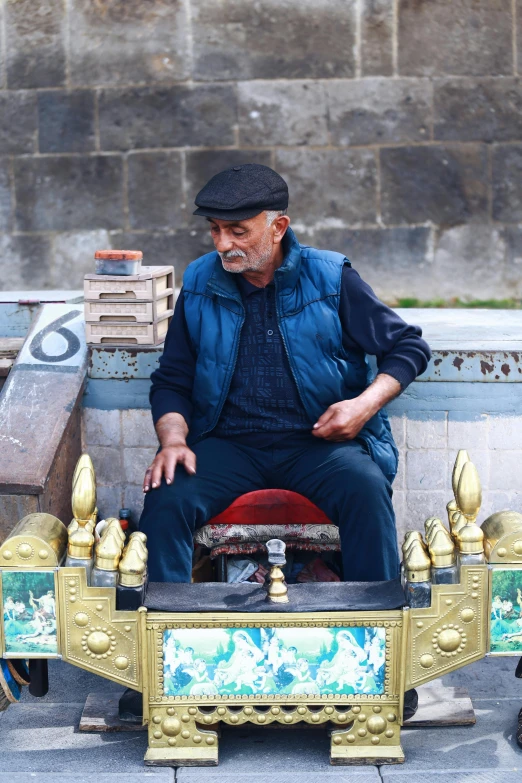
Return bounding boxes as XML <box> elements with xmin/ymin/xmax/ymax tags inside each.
<box><xmin>1</xmin><ymin>0</ymin><xmax>522</xmax><ymax>301</ymax></box>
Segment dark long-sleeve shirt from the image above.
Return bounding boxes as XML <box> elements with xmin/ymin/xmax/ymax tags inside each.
<box><xmin>150</xmin><ymin>264</ymin><xmax>431</xmax><ymax>436</ymax></box>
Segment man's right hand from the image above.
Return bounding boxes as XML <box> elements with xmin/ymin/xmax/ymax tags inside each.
<box><xmin>143</xmin><ymin>412</ymin><xmax>195</xmax><ymax>492</ymax></box>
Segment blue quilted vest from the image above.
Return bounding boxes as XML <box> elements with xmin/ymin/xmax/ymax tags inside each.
<box><xmin>182</xmin><ymin>228</ymin><xmax>398</xmax><ymax>483</ymax></box>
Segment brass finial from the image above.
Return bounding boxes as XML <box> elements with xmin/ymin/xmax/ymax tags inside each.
<box><xmin>105</xmin><ymin>518</ymin><xmax>125</xmax><ymax>545</ymax></box>
<box><xmin>446</xmin><ymin>498</ymin><xmax>458</xmax><ymax>527</ymax></box>
<box><xmin>95</xmin><ymin>531</ymin><xmax>121</xmax><ymax>570</ymax></box>
<box><xmin>457</xmin><ymin>522</ymin><xmax>485</xmax><ymax>554</ymax></box>
<box><xmin>452</xmin><ymin>450</ymin><xmax>470</xmax><ymax>499</ymax></box>
<box><xmin>402</xmin><ymin>530</ymin><xmax>423</xmax><ymax>554</ymax></box>
<box><xmin>265</xmin><ymin>539</ymin><xmax>289</xmax><ymax>603</ymax></box>
<box><xmin>71</xmin><ymin>455</ymin><xmax>97</xmax><ymax>523</ymax></box>
<box><xmin>457</xmin><ymin>461</ymin><xmax>482</xmax><ymax>522</ymax></box>
<box><xmin>118</xmin><ymin>547</ymin><xmax>146</xmax><ymax>587</ymax></box>
<box><xmin>452</xmin><ymin>511</ymin><xmax>468</xmax><ymax>538</ymax></box>
<box><xmin>130</xmin><ymin>531</ymin><xmax>147</xmax><ymax>544</ymax></box>
<box><xmin>428</xmin><ymin>528</ymin><xmax>456</xmax><ymax>567</ymax></box>
<box><xmin>404</xmin><ymin>540</ymin><xmax>431</xmax><ymax>582</ymax></box>
<box><xmin>67</xmin><ymin>525</ymin><xmax>94</xmax><ymax>559</ymax></box>
<box><xmin>425</xmin><ymin>517</ymin><xmax>446</xmax><ymax>544</ymax></box>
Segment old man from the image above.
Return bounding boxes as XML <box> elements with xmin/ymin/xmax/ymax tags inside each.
<box><xmin>139</xmin><ymin>164</ymin><xmax>431</xmax><ymax>584</ymax></box>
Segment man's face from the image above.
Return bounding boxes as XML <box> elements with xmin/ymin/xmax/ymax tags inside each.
<box><xmin>208</xmin><ymin>212</ymin><xmax>275</xmax><ymax>274</ymax></box>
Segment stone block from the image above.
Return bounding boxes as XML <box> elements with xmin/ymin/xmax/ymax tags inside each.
<box><xmin>121</xmin><ymin>409</ymin><xmax>158</xmax><ymax>448</ymax></box>
<box><xmin>434</xmin><ymin>78</ymin><xmax>522</xmax><ymax>143</ymax></box>
<box><xmin>123</xmin><ymin>484</ymin><xmax>145</xmax><ymax>521</ymax></box>
<box><xmin>99</xmin><ymin>85</ymin><xmax>237</xmax><ymax>151</ymax></box>
<box><xmin>82</xmin><ymin>408</ymin><xmax>121</xmax><ymax>448</ymax></box>
<box><xmin>502</xmin><ymin>225</ymin><xmax>522</xmax><ymax>296</ymax></box>
<box><xmin>38</xmin><ymin>91</ymin><xmax>95</xmax><ymax>154</ymax></box>
<box><xmin>0</xmin><ymin>234</ymin><xmax>53</xmax><ymax>291</ymax></box>
<box><xmin>123</xmin><ymin>447</ymin><xmax>157</xmax><ymax>486</ymax></box>
<box><xmin>404</xmin><ymin>490</ymin><xmax>446</xmax><ymax>527</ymax></box>
<box><xmin>53</xmin><ymin>230</ymin><xmax>112</xmax><ymax>289</ymax></box>
<box><xmin>88</xmin><ymin>446</ymin><xmax>123</xmax><ymax>486</ymax></box>
<box><xmin>275</xmin><ymin>149</ymin><xmax>377</xmax><ymax>227</ymax></box>
<box><xmin>492</xmin><ymin>144</ymin><xmax>522</xmax><ymax>222</ymax></box>
<box><xmin>14</xmin><ymin>156</ymin><xmax>124</xmax><ymax>232</ymax></box>
<box><xmin>392</xmin><ymin>490</ymin><xmax>406</xmax><ymax>537</ymax></box>
<box><xmin>328</xmin><ymin>79</ymin><xmax>431</xmax><ymax>146</ymax></box>
<box><xmin>488</xmin><ymin>415</ymin><xmax>522</xmax><ymax>449</ymax></box>
<box><xmin>380</xmin><ymin>145</ymin><xmax>488</xmax><ymax>226</ymax></box>
<box><xmin>68</xmin><ymin>0</ymin><xmax>188</xmax><ymax>86</ymax></box>
<box><xmin>238</xmin><ymin>81</ymin><xmax>328</xmax><ymax>146</ymax></box>
<box><xmin>0</xmin><ymin>160</ymin><xmax>12</xmax><ymax>233</ymax></box>
<box><xmin>431</xmin><ymin>224</ymin><xmax>508</xmax><ymax>301</ymax></box>
<box><xmin>127</xmin><ymin>152</ymin><xmax>184</xmax><ymax>230</ymax></box>
<box><xmin>406</xmin><ymin>412</ymin><xmax>447</xmax><ymax>450</ymax></box>
<box><xmin>110</xmin><ymin>228</ymin><xmax>215</xmax><ymax>279</ymax></box>
<box><xmin>479</xmin><ymin>490</ymin><xmax>513</xmax><ymax>520</ymax></box>
<box><xmin>389</xmin><ymin>415</ymin><xmax>405</xmax><ymax>448</ymax></box>
<box><xmin>309</xmin><ymin>226</ymin><xmax>430</xmax><ymax>301</ymax></box>
<box><xmin>5</xmin><ymin>0</ymin><xmax>66</xmax><ymax>88</ymax></box>
<box><xmin>95</xmin><ymin>485</ymin><xmax>123</xmax><ymax>521</ymax></box>
<box><xmin>489</xmin><ymin>450</ymin><xmax>522</xmax><ymax>490</ymax></box>
<box><xmin>406</xmin><ymin>450</ymin><xmax>448</xmax><ymax>491</ymax></box>
<box><xmin>185</xmin><ymin>150</ymin><xmax>273</xmax><ymax>215</ymax></box>
<box><xmin>0</xmin><ymin>92</ymin><xmax>37</xmax><ymax>155</ymax></box>
<box><xmin>361</xmin><ymin>0</ymin><xmax>393</xmax><ymax>76</ymax></box>
<box><xmin>398</xmin><ymin>0</ymin><xmax>512</xmax><ymax>77</ymax></box>
<box><xmin>447</xmin><ymin>412</ymin><xmax>489</xmax><ymax>450</ymax></box>
<box><xmin>192</xmin><ymin>0</ymin><xmax>356</xmax><ymax>80</ymax></box>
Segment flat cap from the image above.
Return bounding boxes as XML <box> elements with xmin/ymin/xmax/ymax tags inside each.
<box><xmin>193</xmin><ymin>163</ymin><xmax>289</xmax><ymax>221</ymax></box>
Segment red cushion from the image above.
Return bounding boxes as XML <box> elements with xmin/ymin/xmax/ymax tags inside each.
<box><xmin>208</xmin><ymin>489</ymin><xmax>331</xmax><ymax>526</ymax></box>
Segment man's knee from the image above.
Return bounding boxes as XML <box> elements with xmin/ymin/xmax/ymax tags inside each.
<box><xmin>139</xmin><ymin>478</ymin><xmax>203</xmax><ymax>533</ymax></box>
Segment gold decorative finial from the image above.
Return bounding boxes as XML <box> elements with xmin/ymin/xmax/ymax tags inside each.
<box><xmin>428</xmin><ymin>528</ymin><xmax>456</xmax><ymax>567</ymax></box>
<box><xmin>105</xmin><ymin>518</ymin><xmax>125</xmax><ymax>545</ymax></box>
<box><xmin>457</xmin><ymin>461</ymin><xmax>482</xmax><ymax>522</ymax></box>
<box><xmin>67</xmin><ymin>525</ymin><xmax>94</xmax><ymax>559</ymax></box>
<box><xmin>71</xmin><ymin>455</ymin><xmax>97</xmax><ymax>523</ymax></box>
<box><xmin>95</xmin><ymin>531</ymin><xmax>122</xmax><ymax>570</ymax></box>
<box><xmin>452</xmin><ymin>450</ymin><xmax>470</xmax><ymax>499</ymax></box>
<box><xmin>457</xmin><ymin>522</ymin><xmax>485</xmax><ymax>555</ymax></box>
<box><xmin>118</xmin><ymin>547</ymin><xmax>146</xmax><ymax>587</ymax></box>
<box><xmin>446</xmin><ymin>498</ymin><xmax>459</xmax><ymax>527</ymax></box>
<box><xmin>402</xmin><ymin>530</ymin><xmax>424</xmax><ymax>554</ymax></box>
<box><xmin>404</xmin><ymin>540</ymin><xmax>431</xmax><ymax>582</ymax></box>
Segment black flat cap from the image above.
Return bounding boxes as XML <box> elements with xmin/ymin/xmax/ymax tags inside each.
<box><xmin>193</xmin><ymin>163</ymin><xmax>289</xmax><ymax>221</ymax></box>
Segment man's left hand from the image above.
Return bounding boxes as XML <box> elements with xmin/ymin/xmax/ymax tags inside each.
<box><xmin>312</xmin><ymin>374</ymin><xmax>402</xmax><ymax>441</ymax></box>
<box><xmin>312</xmin><ymin>399</ymin><xmax>370</xmax><ymax>441</ymax></box>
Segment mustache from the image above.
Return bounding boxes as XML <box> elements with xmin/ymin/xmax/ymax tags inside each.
<box><xmin>219</xmin><ymin>249</ymin><xmax>247</xmax><ymax>260</ymax></box>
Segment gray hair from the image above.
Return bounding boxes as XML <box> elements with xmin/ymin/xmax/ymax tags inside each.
<box><xmin>265</xmin><ymin>209</ymin><xmax>287</xmax><ymax>226</ymax></box>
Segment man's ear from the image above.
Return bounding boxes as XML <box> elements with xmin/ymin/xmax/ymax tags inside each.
<box><xmin>272</xmin><ymin>215</ymin><xmax>291</xmax><ymax>243</ymax></box>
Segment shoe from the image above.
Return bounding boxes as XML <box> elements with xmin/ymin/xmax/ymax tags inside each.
<box><xmin>515</xmin><ymin>656</ymin><xmax>522</xmax><ymax>678</ymax></box>
<box><xmin>118</xmin><ymin>688</ymin><xmax>143</xmax><ymax>723</ymax></box>
<box><xmin>517</xmin><ymin>707</ymin><xmax>522</xmax><ymax>748</ymax></box>
<box><xmin>403</xmin><ymin>688</ymin><xmax>419</xmax><ymax>721</ymax></box>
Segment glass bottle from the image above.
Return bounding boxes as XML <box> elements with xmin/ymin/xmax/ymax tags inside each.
<box><xmin>117</xmin><ymin>547</ymin><xmax>146</xmax><ymax>610</ymax></box>
<box><xmin>64</xmin><ymin>526</ymin><xmax>94</xmax><ymax>584</ymax></box>
<box><xmin>457</xmin><ymin>523</ymin><xmax>486</xmax><ymax>566</ymax></box>
<box><xmin>405</xmin><ymin>540</ymin><xmax>432</xmax><ymax>608</ymax></box>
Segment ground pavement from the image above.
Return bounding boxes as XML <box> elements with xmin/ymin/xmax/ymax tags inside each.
<box><xmin>1</xmin><ymin>656</ymin><xmax>521</xmax><ymax>783</ymax></box>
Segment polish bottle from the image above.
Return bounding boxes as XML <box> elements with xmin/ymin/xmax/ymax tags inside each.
<box><xmin>91</xmin><ymin>531</ymin><xmax>122</xmax><ymax>588</ymax></box>
<box><xmin>64</xmin><ymin>526</ymin><xmax>95</xmax><ymax>584</ymax></box>
<box><xmin>429</xmin><ymin>528</ymin><xmax>458</xmax><ymax>584</ymax></box>
<box><xmin>405</xmin><ymin>540</ymin><xmax>432</xmax><ymax>608</ymax></box>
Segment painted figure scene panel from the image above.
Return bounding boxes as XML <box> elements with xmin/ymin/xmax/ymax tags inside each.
<box><xmin>2</xmin><ymin>570</ymin><xmax>57</xmax><ymax>655</ymax></box>
<box><xmin>163</xmin><ymin>626</ymin><xmax>386</xmax><ymax>698</ymax></box>
<box><xmin>490</xmin><ymin>568</ymin><xmax>522</xmax><ymax>653</ymax></box>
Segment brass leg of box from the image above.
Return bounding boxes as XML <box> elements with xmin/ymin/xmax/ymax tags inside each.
<box><xmin>144</xmin><ymin>709</ymin><xmax>218</xmax><ymax>767</ymax></box>
<box><xmin>330</xmin><ymin>722</ymin><xmax>404</xmax><ymax>766</ymax></box>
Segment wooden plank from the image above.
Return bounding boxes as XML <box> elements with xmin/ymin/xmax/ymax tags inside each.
<box><xmin>0</xmin><ymin>358</ymin><xmax>13</xmax><ymax>376</ymax></box>
<box><xmin>0</xmin><ymin>338</ymin><xmax>24</xmax><ymax>357</ymax></box>
<box><xmin>403</xmin><ymin>684</ymin><xmax>475</xmax><ymax>728</ymax></box>
<box><xmin>79</xmin><ymin>692</ymin><xmax>146</xmax><ymax>732</ymax></box>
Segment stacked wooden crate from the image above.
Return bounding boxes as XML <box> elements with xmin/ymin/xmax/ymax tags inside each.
<box><xmin>84</xmin><ymin>266</ymin><xmax>174</xmax><ymax>346</ymax></box>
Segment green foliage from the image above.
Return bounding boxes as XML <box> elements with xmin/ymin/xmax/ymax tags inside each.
<box><xmin>394</xmin><ymin>297</ymin><xmax>522</xmax><ymax>309</ymax></box>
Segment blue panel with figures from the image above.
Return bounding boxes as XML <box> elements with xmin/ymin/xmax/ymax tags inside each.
<box><xmin>163</xmin><ymin>626</ymin><xmax>386</xmax><ymax>697</ymax></box>
<box><xmin>1</xmin><ymin>570</ymin><xmax>58</xmax><ymax>657</ymax></box>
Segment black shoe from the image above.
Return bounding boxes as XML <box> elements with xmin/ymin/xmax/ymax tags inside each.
<box><xmin>118</xmin><ymin>688</ymin><xmax>143</xmax><ymax>723</ymax></box>
<box><xmin>515</xmin><ymin>657</ymin><xmax>522</xmax><ymax>679</ymax></box>
<box><xmin>403</xmin><ymin>688</ymin><xmax>419</xmax><ymax>721</ymax></box>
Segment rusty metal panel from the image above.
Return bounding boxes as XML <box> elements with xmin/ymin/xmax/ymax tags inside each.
<box><xmin>88</xmin><ymin>347</ymin><xmax>162</xmax><ymax>380</ymax></box>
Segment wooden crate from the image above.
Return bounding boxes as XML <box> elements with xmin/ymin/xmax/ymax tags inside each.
<box><xmin>85</xmin><ymin>313</ymin><xmax>172</xmax><ymax>346</ymax></box>
<box><xmin>84</xmin><ymin>292</ymin><xmax>173</xmax><ymax>323</ymax></box>
<box><xmin>84</xmin><ymin>266</ymin><xmax>174</xmax><ymax>302</ymax></box>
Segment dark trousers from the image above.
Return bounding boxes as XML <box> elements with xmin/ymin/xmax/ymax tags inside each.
<box><xmin>139</xmin><ymin>434</ymin><xmax>400</xmax><ymax>584</ymax></box>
